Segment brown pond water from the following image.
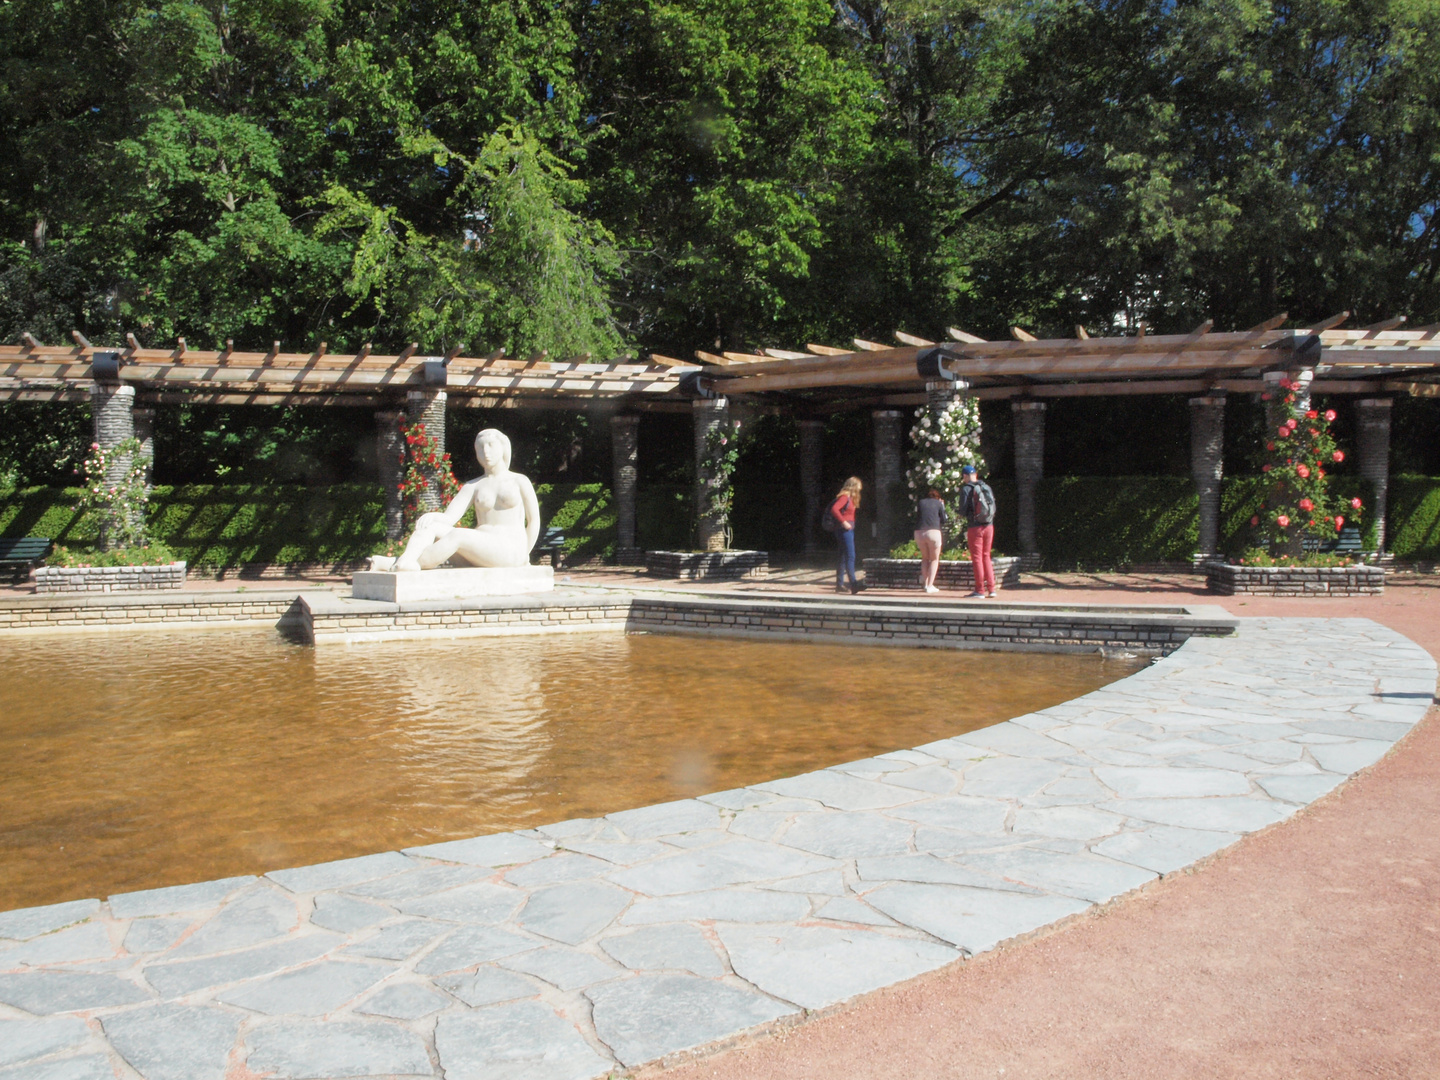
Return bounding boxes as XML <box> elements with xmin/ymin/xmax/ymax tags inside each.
<box><xmin>0</xmin><ymin>630</ymin><xmax>1141</xmax><ymax>911</ymax></box>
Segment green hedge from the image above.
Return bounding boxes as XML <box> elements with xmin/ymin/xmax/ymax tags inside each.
<box><xmin>1387</xmin><ymin>475</ymin><xmax>1440</xmax><ymax>560</ymax></box>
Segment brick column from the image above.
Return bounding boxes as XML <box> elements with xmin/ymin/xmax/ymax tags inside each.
<box><xmin>375</xmin><ymin>409</ymin><xmax>406</xmax><ymax>541</ymax></box>
<box><xmin>610</xmin><ymin>413</ymin><xmax>641</xmax><ymax>563</ymax></box>
<box><xmin>405</xmin><ymin>389</ymin><xmax>448</xmax><ymax>513</ymax></box>
<box><xmin>1189</xmin><ymin>396</ymin><xmax>1226</xmax><ymax>565</ymax></box>
<box><xmin>90</xmin><ymin>382</ymin><xmax>138</xmax><ymax>550</ymax></box>
<box><xmin>132</xmin><ymin>406</ymin><xmax>155</xmax><ymax>492</ymax></box>
<box><xmin>1356</xmin><ymin>398</ymin><xmax>1393</xmax><ymax>553</ymax></box>
<box><xmin>799</xmin><ymin>419</ymin><xmax>825</xmax><ymax>554</ymax></box>
<box><xmin>1262</xmin><ymin>369</ymin><xmax>1314</xmax><ymax>557</ymax></box>
<box><xmin>1012</xmin><ymin>400</ymin><xmax>1046</xmax><ymax>570</ymax></box>
<box><xmin>693</xmin><ymin>396</ymin><xmax>731</xmax><ymax>552</ymax></box>
<box><xmin>872</xmin><ymin>409</ymin><xmax>904</xmax><ymax>552</ymax></box>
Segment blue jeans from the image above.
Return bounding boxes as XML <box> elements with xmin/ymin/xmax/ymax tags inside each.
<box><xmin>835</xmin><ymin>528</ymin><xmax>856</xmax><ymax>588</ymax></box>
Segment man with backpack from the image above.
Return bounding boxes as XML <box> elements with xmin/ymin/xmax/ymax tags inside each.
<box><xmin>959</xmin><ymin>464</ymin><xmax>998</xmax><ymax>598</ymax></box>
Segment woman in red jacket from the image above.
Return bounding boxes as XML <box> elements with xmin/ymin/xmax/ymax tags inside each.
<box><xmin>830</xmin><ymin>476</ymin><xmax>863</xmax><ymax>594</ymax></box>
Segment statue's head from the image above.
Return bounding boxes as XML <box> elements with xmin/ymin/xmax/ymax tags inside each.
<box><xmin>474</xmin><ymin>428</ymin><xmax>512</xmax><ymax>473</ymax></box>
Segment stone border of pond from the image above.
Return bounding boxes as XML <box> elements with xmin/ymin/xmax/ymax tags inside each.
<box><xmin>0</xmin><ymin>616</ymin><xmax>1431</xmax><ymax>1080</ymax></box>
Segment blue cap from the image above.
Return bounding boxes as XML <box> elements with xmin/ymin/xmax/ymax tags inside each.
<box><xmin>961</xmin><ymin>465</ymin><xmax>977</xmax><ymax>475</ymax></box>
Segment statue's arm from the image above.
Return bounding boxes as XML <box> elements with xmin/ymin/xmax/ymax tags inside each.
<box><xmin>439</xmin><ymin>482</ymin><xmax>476</xmax><ymax>526</ymax></box>
<box><xmin>519</xmin><ymin>476</ymin><xmax>541</xmax><ymax>553</ymax></box>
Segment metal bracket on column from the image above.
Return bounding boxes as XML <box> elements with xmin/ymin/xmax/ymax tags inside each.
<box><xmin>916</xmin><ymin>347</ymin><xmax>963</xmax><ymax>381</ymax></box>
<box><xmin>90</xmin><ymin>351</ymin><xmax>124</xmax><ymax>382</ymax></box>
<box><xmin>1261</xmin><ymin>332</ymin><xmax>1321</xmax><ymax>370</ymax></box>
<box><xmin>419</xmin><ymin>360</ymin><xmax>449</xmax><ymax>386</ymax></box>
<box><xmin>679</xmin><ymin>371</ymin><xmax>716</xmax><ymax>399</ymax></box>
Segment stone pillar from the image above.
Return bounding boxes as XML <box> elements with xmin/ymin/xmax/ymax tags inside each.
<box><xmin>1188</xmin><ymin>396</ymin><xmax>1226</xmax><ymax>565</ymax></box>
<box><xmin>799</xmin><ymin>419</ymin><xmax>825</xmax><ymax>554</ymax></box>
<box><xmin>89</xmin><ymin>381</ymin><xmax>137</xmax><ymax>550</ymax></box>
<box><xmin>692</xmin><ymin>396</ymin><xmax>731</xmax><ymax>552</ymax></box>
<box><xmin>405</xmin><ymin>389</ymin><xmax>448</xmax><ymax>513</ymax></box>
<box><xmin>1356</xmin><ymin>398</ymin><xmax>1393</xmax><ymax>553</ymax></box>
<box><xmin>375</xmin><ymin>409</ymin><xmax>407</xmax><ymax>541</ymax></box>
<box><xmin>872</xmin><ymin>409</ymin><xmax>904</xmax><ymax>552</ymax></box>
<box><xmin>1012</xmin><ymin>400</ymin><xmax>1046</xmax><ymax>570</ymax></box>
<box><xmin>1262</xmin><ymin>369</ymin><xmax>1314</xmax><ymax>557</ymax></box>
<box><xmin>610</xmin><ymin>413</ymin><xmax>641</xmax><ymax>563</ymax></box>
<box><xmin>132</xmin><ymin>406</ymin><xmax>155</xmax><ymax>492</ymax></box>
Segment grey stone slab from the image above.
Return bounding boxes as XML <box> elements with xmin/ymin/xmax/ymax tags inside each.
<box><xmin>621</xmin><ymin>891</ymin><xmax>811</xmax><ymax>926</ymax></box>
<box><xmin>958</xmin><ymin>849</ymin><xmax>1155</xmax><ymax>903</ymax></box>
<box><xmin>0</xmin><ymin>970</ymin><xmax>150</xmax><ymax>1013</ymax></box>
<box><xmin>217</xmin><ymin>959</ymin><xmax>394</xmax><ymax>1016</ymax></box>
<box><xmin>854</xmin><ymin>855</ymin><xmax>1040</xmax><ymax>894</ymax></box>
<box><xmin>345</xmin><ymin>864</ymin><xmax>491</xmax><ymax>901</ymax></box>
<box><xmin>718</xmin><ymin>924</ymin><xmax>956</xmax><ymax>1010</ymax></box>
<box><xmin>1258</xmin><ymin>773</ymin><xmax>1347</xmax><ymax>804</ymax></box>
<box><xmin>606</xmin><ymin>799</ymin><xmax>723</xmax><ymax>839</ymax></box>
<box><xmin>912</xmin><ymin>826</ymin><xmax>1030</xmax><ymax>859</ymax></box>
<box><xmin>532</xmin><ymin>816</ymin><xmax>603</xmax><ymax>839</ymax></box>
<box><xmin>727</xmin><ymin>811</ymin><xmax>791</xmax><ymax>841</ymax></box>
<box><xmin>1110</xmin><ymin>797</ymin><xmax>1293</xmax><ymax>833</ymax></box>
<box><xmin>309</xmin><ymin>894</ymin><xmax>392</xmax><ymax>935</ymax></box>
<box><xmin>405</xmin><ymin>833</ymin><xmax>552</xmax><ymax>867</ymax></box>
<box><xmin>607</xmin><ymin>840</ymin><xmax>833</xmax><ymax>896</ymax></box>
<box><xmin>413</xmin><ymin>926</ymin><xmax>537</xmax><ymax>975</ymax></box>
<box><xmin>779</xmin><ymin>812</ymin><xmax>913</xmax><ymax>858</ymax></box>
<box><xmin>952</xmin><ymin>724</ymin><xmax>1073</xmax><ymax>758</ymax></box>
<box><xmin>1308</xmin><ymin>739</ymin><xmax>1392</xmax><ymax>774</ymax></box>
<box><xmin>500</xmin><ymin>946</ymin><xmax>619</xmax><ymax>991</ymax></box>
<box><xmin>168</xmin><ymin>887</ymin><xmax>298</xmax><ymax>957</ymax></box>
<box><xmin>144</xmin><ymin>933</ymin><xmax>338</xmax><ymax>997</ymax></box>
<box><xmin>757</xmin><ymin>869</ymin><xmax>847</xmax><ymax>896</ymax></box>
<box><xmin>0</xmin><ymin>1054</ymin><xmax>114</xmax><ymax>1080</ymax></box>
<box><xmin>882</xmin><ymin>766</ymin><xmax>959</xmax><ymax>795</ymax></box>
<box><xmin>355</xmin><ymin>981</ymin><xmax>450</xmax><ymax>1020</ymax></box>
<box><xmin>102</xmin><ymin>1004</ymin><xmax>241</xmax><ymax>1080</ymax></box>
<box><xmin>813</xmin><ymin>897</ymin><xmax>895</xmax><ymax>926</ymax></box>
<box><xmin>884</xmin><ymin>796</ymin><xmax>1010</xmax><ymax>834</ymax></box>
<box><xmin>588</xmin><ymin>973</ymin><xmax>795</xmax><ymax>1067</ymax></box>
<box><xmin>245</xmin><ymin>1019</ymin><xmax>433</xmax><ymax>1078</ymax></box>
<box><xmin>344</xmin><ymin>919</ymin><xmax>448</xmax><ymax>961</ymax></box>
<box><xmin>600</xmin><ymin>924</ymin><xmax>725</xmax><ymax>977</ymax></box>
<box><xmin>0</xmin><ymin>902</ymin><xmax>99</xmax><ymax>943</ymax></box>
<box><xmin>957</xmin><ymin>757</ymin><xmax>1069</xmax><ymax>798</ymax></box>
<box><xmin>755</xmin><ymin>771</ymin><xmax>924</xmax><ymax>811</ymax></box>
<box><xmin>436</xmin><ymin>966</ymin><xmax>539</xmax><ymax>1007</ymax></box>
<box><xmin>1094</xmin><ymin>766</ymin><xmax>1249</xmax><ymax>799</ymax></box>
<box><xmin>122</xmin><ymin>917</ymin><xmax>191</xmax><ymax>955</ymax></box>
<box><xmin>0</xmin><ymin>1017</ymin><xmax>89</xmax><ymax>1068</ymax></box>
<box><xmin>504</xmin><ymin>854</ymin><xmax>610</xmax><ymax>888</ymax></box>
<box><xmin>1092</xmin><ymin>826</ymin><xmax>1239</xmax><ymax>874</ymax></box>
<box><xmin>865</xmin><ymin>883</ymin><xmax>1090</xmax><ymax>955</ymax></box>
<box><xmin>554</xmin><ymin>839</ymin><xmax>676</xmax><ymax>865</ymax></box>
<box><xmin>697</xmin><ymin>788</ymin><xmax>774</xmax><ymax>811</ymax></box>
<box><xmin>397</xmin><ymin>882</ymin><xmax>523</xmax><ymax>924</ymax></box>
<box><xmin>1299</xmin><ymin>718</ymin><xmax>1413</xmax><ymax>741</ymax></box>
<box><xmin>435</xmin><ymin>1001</ymin><xmax>612</xmax><ymax>1080</ymax></box>
<box><xmin>1045</xmin><ymin>727</ymin><xmax>1150</xmax><ymax>751</ymax></box>
<box><xmin>1012</xmin><ymin>805</ymin><xmax>1125</xmax><ymax>841</ymax></box>
<box><xmin>267</xmin><ymin>852</ymin><xmax>414</xmax><ymax>895</ymax></box>
<box><xmin>108</xmin><ymin>877</ymin><xmax>255</xmax><ymax>920</ymax></box>
<box><xmin>0</xmin><ymin>923</ymin><xmax>113</xmax><ymax>969</ymax></box>
<box><xmin>516</xmin><ymin>881</ymin><xmax>632</xmax><ymax>945</ymax></box>
<box><xmin>664</xmin><ymin>829</ymin><xmax>731</xmax><ymax>850</ymax></box>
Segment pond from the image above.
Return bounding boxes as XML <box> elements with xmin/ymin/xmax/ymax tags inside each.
<box><xmin>0</xmin><ymin>630</ymin><xmax>1142</xmax><ymax>910</ymax></box>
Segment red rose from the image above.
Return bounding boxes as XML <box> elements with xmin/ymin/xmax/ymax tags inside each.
<box><xmin>1277</xmin><ymin>514</ymin><xmax>1290</xmax><ymax>528</ymax></box>
<box><xmin>1317</xmin><ymin>468</ymin><xmax>1326</xmax><ymax>478</ymax></box>
<box><xmin>1266</xmin><ymin>441</ymin><xmax>1275</xmax><ymax>451</ymax></box>
<box><xmin>1306</xmin><ymin>410</ymin><xmax>1318</xmax><ymax>419</ymax></box>
<box><xmin>1332</xmin><ymin>450</ymin><xmax>1344</xmax><ymax>462</ymax></box>
<box><xmin>1277</xmin><ymin>426</ymin><xmax>1290</xmax><ymax>438</ymax></box>
<box><xmin>1351</xmin><ymin>497</ymin><xmax>1362</xmax><ymax>509</ymax></box>
<box><xmin>1308</xmin><ymin>428</ymin><xmax>1318</xmax><ymax>436</ymax></box>
<box><xmin>1298</xmin><ymin>498</ymin><xmax>1314</xmax><ymax>511</ymax></box>
<box><xmin>1262</xmin><ymin>463</ymin><xmax>1273</xmax><ymax>472</ymax></box>
<box><xmin>1261</xmin><ymin>392</ymin><xmax>1272</xmax><ymax>401</ymax></box>
<box><xmin>1335</xmin><ymin>515</ymin><xmax>1345</xmax><ymax>530</ymax></box>
<box><xmin>1297</xmin><ymin>464</ymin><xmax>1310</xmax><ymax>479</ymax></box>
<box><xmin>1324</xmin><ymin>409</ymin><xmax>1336</xmax><ymax>421</ymax></box>
<box><xmin>1250</xmin><ymin>515</ymin><xmax>1260</xmax><ymax>526</ymax></box>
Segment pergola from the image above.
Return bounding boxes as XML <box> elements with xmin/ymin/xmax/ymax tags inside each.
<box><xmin>4</xmin><ymin>315</ymin><xmax>1438</xmax><ymax>563</ymax></box>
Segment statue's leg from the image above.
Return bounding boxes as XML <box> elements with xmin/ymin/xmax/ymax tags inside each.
<box><xmin>393</xmin><ymin>513</ymin><xmax>451</xmax><ymax>571</ymax></box>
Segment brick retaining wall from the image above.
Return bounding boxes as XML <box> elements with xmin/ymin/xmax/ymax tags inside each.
<box><xmin>1206</xmin><ymin>563</ymin><xmax>1385</xmax><ymax>596</ymax></box>
<box><xmin>34</xmin><ymin>562</ymin><xmax>187</xmax><ymax>594</ymax></box>
<box><xmin>0</xmin><ymin>590</ymin><xmax>308</xmax><ymax>633</ymax></box>
<box><xmin>300</xmin><ymin>592</ymin><xmax>634</xmax><ymax>644</ymax></box>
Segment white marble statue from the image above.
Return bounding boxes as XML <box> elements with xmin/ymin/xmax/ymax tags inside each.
<box><xmin>389</xmin><ymin>428</ymin><xmax>541</xmax><ymax>571</ymax></box>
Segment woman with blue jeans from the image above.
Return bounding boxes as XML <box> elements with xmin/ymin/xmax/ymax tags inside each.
<box><xmin>829</xmin><ymin>476</ymin><xmax>863</xmax><ymax>594</ymax></box>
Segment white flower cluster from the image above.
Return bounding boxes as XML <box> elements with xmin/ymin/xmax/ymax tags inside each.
<box><xmin>905</xmin><ymin>395</ymin><xmax>984</xmax><ymax>507</ymax></box>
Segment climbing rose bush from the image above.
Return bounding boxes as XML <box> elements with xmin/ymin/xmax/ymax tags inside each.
<box><xmin>906</xmin><ymin>395</ymin><xmax>985</xmax><ymax>510</ymax></box>
<box><xmin>1254</xmin><ymin>382</ymin><xmax>1360</xmax><ymax>552</ymax></box>
<box><xmin>74</xmin><ymin>437</ymin><xmax>151</xmax><ymax>550</ymax></box>
<box><xmin>399</xmin><ymin>421</ymin><xmax>459</xmax><ymax>526</ymax></box>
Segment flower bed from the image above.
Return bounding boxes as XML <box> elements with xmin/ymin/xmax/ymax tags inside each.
<box><xmin>863</xmin><ymin>556</ymin><xmax>1021</xmax><ymax>591</ymax></box>
<box><xmin>645</xmin><ymin>550</ymin><xmax>768</xmax><ymax>581</ymax></box>
<box><xmin>1206</xmin><ymin>563</ymin><xmax>1384</xmax><ymax>596</ymax></box>
<box><xmin>35</xmin><ymin>562</ymin><xmax>188</xmax><ymax>594</ymax></box>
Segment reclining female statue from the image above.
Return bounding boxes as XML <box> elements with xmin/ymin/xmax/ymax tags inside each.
<box><xmin>388</xmin><ymin>428</ymin><xmax>540</xmax><ymax>570</ymax></box>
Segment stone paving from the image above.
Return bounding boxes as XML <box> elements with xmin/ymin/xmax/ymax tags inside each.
<box><xmin>0</xmin><ymin>617</ymin><xmax>1433</xmax><ymax>1080</ymax></box>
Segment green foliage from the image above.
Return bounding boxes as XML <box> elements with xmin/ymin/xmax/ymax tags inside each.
<box><xmin>1387</xmin><ymin>476</ymin><xmax>1440</xmax><ymax>561</ymax></box>
<box><xmin>1033</xmin><ymin>477</ymin><xmax>1199</xmax><ymax>569</ymax></box>
<box><xmin>1233</xmin><ymin>548</ymin><xmax>1357</xmax><ymax>569</ymax></box>
<box><xmin>46</xmin><ymin>541</ymin><xmax>178</xmax><ymax>567</ymax></box>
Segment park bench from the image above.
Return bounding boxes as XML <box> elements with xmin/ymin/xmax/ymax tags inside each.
<box><xmin>1303</xmin><ymin>524</ymin><xmax>1367</xmax><ymax>557</ymax></box>
<box><xmin>0</xmin><ymin>537</ymin><xmax>52</xmax><ymax>582</ymax></box>
<box><xmin>539</xmin><ymin>527</ymin><xmax>566</xmax><ymax>567</ymax></box>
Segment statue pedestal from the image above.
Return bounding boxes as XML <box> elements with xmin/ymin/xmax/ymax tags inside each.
<box><xmin>351</xmin><ymin>565</ymin><xmax>554</xmax><ymax>603</ymax></box>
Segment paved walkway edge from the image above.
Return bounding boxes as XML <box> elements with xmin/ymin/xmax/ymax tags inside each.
<box><xmin>0</xmin><ymin>616</ymin><xmax>1433</xmax><ymax>1080</ymax></box>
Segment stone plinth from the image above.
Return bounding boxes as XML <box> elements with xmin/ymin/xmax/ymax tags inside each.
<box><xmin>35</xmin><ymin>562</ymin><xmax>187</xmax><ymax>594</ymax></box>
<box><xmin>1207</xmin><ymin>563</ymin><xmax>1384</xmax><ymax>596</ymax></box>
<box><xmin>862</xmin><ymin>557</ymin><xmax>1021</xmax><ymax>591</ymax></box>
<box><xmin>645</xmin><ymin>550</ymin><xmax>768</xmax><ymax>581</ymax></box>
<box><xmin>352</xmin><ymin>565</ymin><xmax>554</xmax><ymax>603</ymax></box>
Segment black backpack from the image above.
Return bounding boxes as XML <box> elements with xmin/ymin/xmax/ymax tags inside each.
<box><xmin>964</xmin><ymin>481</ymin><xmax>995</xmax><ymax>525</ymax></box>
<box><xmin>819</xmin><ymin>494</ymin><xmax>845</xmax><ymax>533</ymax></box>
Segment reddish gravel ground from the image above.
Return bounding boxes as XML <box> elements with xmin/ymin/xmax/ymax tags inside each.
<box><xmin>641</xmin><ymin>575</ymin><xmax>1440</xmax><ymax>1080</ymax></box>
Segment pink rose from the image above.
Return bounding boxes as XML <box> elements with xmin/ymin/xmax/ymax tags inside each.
<box><xmin>1277</xmin><ymin>426</ymin><xmax>1290</xmax><ymax>438</ymax></box>
<box><xmin>1332</xmin><ymin>450</ymin><xmax>1344</xmax><ymax>462</ymax></box>
<box><xmin>1277</xmin><ymin>514</ymin><xmax>1290</xmax><ymax>528</ymax></box>
<box><xmin>1298</xmin><ymin>498</ymin><xmax>1313</xmax><ymax>511</ymax></box>
<box><xmin>1297</xmin><ymin>464</ymin><xmax>1310</xmax><ymax>479</ymax></box>
<box><xmin>1324</xmin><ymin>409</ymin><xmax>1337</xmax><ymax>421</ymax></box>
<box><xmin>1335</xmin><ymin>515</ymin><xmax>1345</xmax><ymax>530</ymax></box>
<box><xmin>1351</xmin><ymin>497</ymin><xmax>1362</xmax><ymax>509</ymax></box>
<box><xmin>1249</xmin><ymin>515</ymin><xmax>1260</xmax><ymax>526</ymax></box>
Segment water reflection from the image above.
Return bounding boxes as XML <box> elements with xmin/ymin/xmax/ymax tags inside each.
<box><xmin>0</xmin><ymin>630</ymin><xmax>1141</xmax><ymax>910</ymax></box>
